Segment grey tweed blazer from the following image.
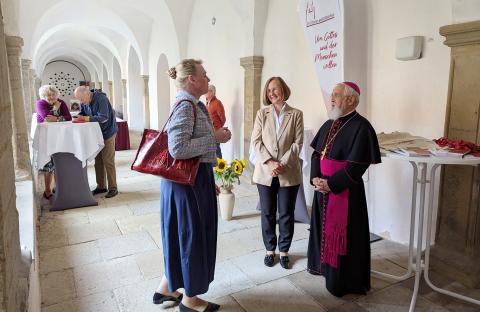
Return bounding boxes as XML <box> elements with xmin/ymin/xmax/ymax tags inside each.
<box><xmin>167</xmin><ymin>90</ymin><xmax>217</xmax><ymax>163</ymax></box>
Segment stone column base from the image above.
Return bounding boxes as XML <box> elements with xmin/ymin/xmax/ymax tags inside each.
<box><xmin>15</xmin><ymin>169</ymin><xmax>31</xmax><ymax>182</ymax></box>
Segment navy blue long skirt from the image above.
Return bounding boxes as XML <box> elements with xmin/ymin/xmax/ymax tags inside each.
<box><xmin>160</xmin><ymin>163</ymin><xmax>218</xmax><ymax>297</ymax></box>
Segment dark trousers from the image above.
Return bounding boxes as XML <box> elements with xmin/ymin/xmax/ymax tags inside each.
<box><xmin>257</xmin><ymin>178</ymin><xmax>299</xmax><ymax>252</ymax></box>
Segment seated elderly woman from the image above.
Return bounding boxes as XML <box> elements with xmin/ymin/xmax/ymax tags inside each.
<box><xmin>35</xmin><ymin>85</ymin><xmax>72</xmax><ymax>199</ymax></box>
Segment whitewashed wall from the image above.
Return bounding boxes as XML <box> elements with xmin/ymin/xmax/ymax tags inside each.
<box><xmin>41</xmin><ymin>60</ymin><xmax>88</xmax><ymax>107</ymax></box>
<box><xmin>186</xmin><ymin>0</ymin><xmax>245</xmax><ymax>162</ymax></box>
<box><xmin>367</xmin><ymin>0</ymin><xmax>452</xmax><ymax>244</ymax></box>
<box><xmin>127</xmin><ymin>46</ymin><xmax>143</xmax><ymax>130</ymax></box>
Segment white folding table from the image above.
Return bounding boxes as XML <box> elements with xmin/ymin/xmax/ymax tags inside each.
<box><xmin>373</xmin><ymin>152</ymin><xmax>480</xmax><ymax>311</ymax></box>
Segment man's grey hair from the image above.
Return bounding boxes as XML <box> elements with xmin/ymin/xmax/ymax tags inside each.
<box><xmin>339</xmin><ymin>83</ymin><xmax>360</xmax><ymax>105</ymax></box>
<box><xmin>74</xmin><ymin>86</ymin><xmax>90</xmax><ymax>97</ymax></box>
<box><xmin>208</xmin><ymin>84</ymin><xmax>216</xmax><ymax>94</ymax></box>
<box><xmin>38</xmin><ymin>85</ymin><xmax>59</xmax><ymax>100</ymax></box>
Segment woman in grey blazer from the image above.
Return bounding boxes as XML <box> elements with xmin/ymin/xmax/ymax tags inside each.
<box><xmin>153</xmin><ymin>59</ymin><xmax>231</xmax><ymax>312</ymax></box>
<box><xmin>251</xmin><ymin>76</ymin><xmax>304</xmax><ymax>269</ymax></box>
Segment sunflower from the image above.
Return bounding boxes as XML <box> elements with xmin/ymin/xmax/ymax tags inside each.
<box><xmin>215</xmin><ymin>158</ymin><xmax>228</xmax><ymax>173</ymax></box>
<box><xmin>232</xmin><ymin>160</ymin><xmax>243</xmax><ymax>174</ymax></box>
<box><xmin>240</xmin><ymin>159</ymin><xmax>247</xmax><ymax>168</ymax></box>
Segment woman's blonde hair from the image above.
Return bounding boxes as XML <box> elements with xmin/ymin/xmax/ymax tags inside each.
<box><xmin>38</xmin><ymin>85</ymin><xmax>59</xmax><ymax>100</ymax></box>
<box><xmin>167</xmin><ymin>59</ymin><xmax>203</xmax><ymax>89</ymax></box>
<box><xmin>262</xmin><ymin>77</ymin><xmax>291</xmax><ymax>105</ymax></box>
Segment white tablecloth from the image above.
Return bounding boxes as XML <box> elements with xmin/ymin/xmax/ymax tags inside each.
<box><xmin>32</xmin><ymin>121</ymin><xmax>104</xmax><ymax>169</ymax></box>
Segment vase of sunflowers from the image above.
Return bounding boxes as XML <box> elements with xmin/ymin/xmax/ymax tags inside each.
<box><xmin>214</xmin><ymin>158</ymin><xmax>247</xmax><ymax>221</ymax></box>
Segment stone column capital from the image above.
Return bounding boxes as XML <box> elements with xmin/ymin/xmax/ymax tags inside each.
<box><xmin>440</xmin><ymin>20</ymin><xmax>480</xmax><ymax>47</ymax></box>
<box><xmin>21</xmin><ymin>59</ymin><xmax>32</xmax><ymax>69</ymax></box>
<box><xmin>140</xmin><ymin>75</ymin><xmax>149</xmax><ymax>80</ymax></box>
<box><xmin>240</xmin><ymin>56</ymin><xmax>264</xmax><ymax>70</ymax></box>
<box><xmin>5</xmin><ymin>36</ymin><xmax>24</xmax><ymax>56</ymax></box>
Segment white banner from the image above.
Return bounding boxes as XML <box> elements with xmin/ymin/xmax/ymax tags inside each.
<box><xmin>298</xmin><ymin>0</ymin><xmax>343</xmax><ymax>107</ymax></box>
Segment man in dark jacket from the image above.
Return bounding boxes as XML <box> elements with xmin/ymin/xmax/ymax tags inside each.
<box><xmin>74</xmin><ymin>86</ymin><xmax>119</xmax><ymax>198</ymax></box>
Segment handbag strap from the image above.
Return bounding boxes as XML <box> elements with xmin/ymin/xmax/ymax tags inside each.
<box><xmin>161</xmin><ymin>99</ymin><xmax>197</xmax><ymax>132</ymax></box>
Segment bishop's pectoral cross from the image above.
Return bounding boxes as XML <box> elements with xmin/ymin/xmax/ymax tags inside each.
<box><xmin>321</xmin><ymin>146</ymin><xmax>327</xmax><ymax>160</ymax></box>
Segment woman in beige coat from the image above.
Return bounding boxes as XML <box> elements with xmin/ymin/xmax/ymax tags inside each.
<box><xmin>251</xmin><ymin>76</ymin><xmax>304</xmax><ymax>269</ymax></box>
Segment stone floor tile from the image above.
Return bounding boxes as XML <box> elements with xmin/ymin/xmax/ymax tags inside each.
<box><xmin>234</xmin><ymin>211</ymin><xmax>262</xmax><ymax>229</ymax></box>
<box><xmin>211</xmin><ymin>295</ymin><xmax>247</xmax><ymax>312</ymax></box>
<box><xmin>42</xmin><ymin>301</ymin><xmax>75</xmax><ymax>312</ymax></box>
<box><xmin>39</xmin><ymin>219</ymin><xmax>69</xmax><ymax>250</ymax></box>
<box><xmin>287</xmin><ymin>238</ymin><xmax>309</xmax><ymax>268</ymax></box>
<box><xmin>232</xmin><ymin>183</ymin><xmax>258</xmax><ymax>199</ymax></box>
<box><xmin>122</xmin><ymin>181</ymin><xmax>158</xmax><ymax>192</ymax></box>
<box><xmin>40</xmin><ymin>241</ymin><xmax>102</xmax><ymax>274</ymax></box>
<box><xmin>203</xmin><ymin>261</ymin><xmax>256</xmax><ymax>300</ymax></box>
<box><xmin>399</xmin><ymin>267</ymin><xmax>453</xmax><ymax>297</ymax></box>
<box><xmin>371</xmin><ymin>256</ymin><xmax>408</xmax><ymax>291</ymax></box>
<box><xmin>232</xmin><ymin>278</ymin><xmax>326</xmax><ymax>312</ymax></box>
<box><xmin>115</xmin><ymin>213</ymin><xmax>160</xmax><ymax>235</ymax></box>
<box><xmin>146</xmin><ymin>227</ymin><xmax>162</xmax><ymax>248</ymax></box>
<box><xmin>218</xmin><ymin>217</ymin><xmax>248</xmax><ymax>234</ymax></box>
<box><xmin>45</xmin><ymin>210</ymin><xmax>90</xmax><ymax>226</ymax></box>
<box><xmin>97</xmin><ymin>231</ymin><xmax>158</xmax><ymax>260</ymax></box>
<box><xmin>371</xmin><ymin>240</ymin><xmax>410</xmax><ymax>269</ymax></box>
<box><xmin>38</xmin><ymin>149</ymin><xmax>480</xmax><ymax>312</ymax></box>
<box><xmin>230</xmin><ymin>249</ymin><xmax>305</xmax><ymax>285</ymax></box>
<box><xmin>234</xmin><ymin>195</ymin><xmax>261</xmax><ymax>214</ymax></box>
<box><xmin>355</xmin><ymin>284</ymin><xmax>450</xmax><ymax>312</ymax></box>
<box><xmin>443</xmin><ymin>297</ymin><xmax>480</xmax><ymax>312</ymax></box>
<box><xmin>74</xmin><ymin>291</ymin><xmax>119</xmax><ymax>312</ymax></box>
<box><xmin>87</xmin><ymin>205</ymin><xmax>132</xmax><ymax>223</ymax></box>
<box><xmin>422</xmin><ymin>281</ymin><xmax>480</xmax><ymax>311</ymax></box>
<box><xmin>134</xmin><ymin>189</ymin><xmax>160</xmax><ymax>201</ymax></box>
<box><xmin>292</xmin><ymin>222</ymin><xmax>310</xmax><ymax>241</ymax></box>
<box><xmin>66</xmin><ymin>219</ymin><xmax>121</xmax><ymax>245</ymax></box>
<box><xmin>287</xmin><ymin>270</ymin><xmax>355</xmax><ymax>310</ymax></box>
<box><xmin>41</xmin><ymin>269</ymin><xmax>76</xmax><ymax>306</ymax></box>
<box><xmin>113</xmin><ymin>277</ymin><xmax>171</xmax><ymax>312</ymax></box>
<box><xmin>74</xmin><ymin>257</ymin><xmax>143</xmax><ymax>297</ymax></box>
<box><xmin>216</xmin><ymin>227</ymin><xmax>264</xmax><ymax>262</ymax></box>
<box><xmin>329</xmin><ymin>302</ymin><xmax>369</xmax><ymax>312</ymax></box>
<box><xmin>127</xmin><ymin>249</ymin><xmax>164</xmax><ymax>280</ymax></box>
<box><xmin>128</xmin><ymin>199</ymin><xmax>160</xmax><ymax>216</ymax></box>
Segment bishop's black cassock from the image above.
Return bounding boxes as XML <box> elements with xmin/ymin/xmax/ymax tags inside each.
<box><xmin>307</xmin><ymin>110</ymin><xmax>381</xmax><ymax>297</ymax></box>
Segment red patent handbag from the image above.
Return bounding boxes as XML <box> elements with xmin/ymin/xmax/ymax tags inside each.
<box><xmin>131</xmin><ymin>100</ymin><xmax>200</xmax><ymax>186</ymax></box>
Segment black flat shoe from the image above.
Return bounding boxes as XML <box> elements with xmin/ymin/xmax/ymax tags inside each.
<box><xmin>179</xmin><ymin>302</ymin><xmax>220</xmax><ymax>312</ymax></box>
<box><xmin>105</xmin><ymin>189</ymin><xmax>118</xmax><ymax>198</ymax></box>
<box><xmin>264</xmin><ymin>253</ymin><xmax>275</xmax><ymax>267</ymax></box>
<box><xmin>92</xmin><ymin>188</ymin><xmax>108</xmax><ymax>195</ymax></box>
<box><xmin>280</xmin><ymin>256</ymin><xmax>290</xmax><ymax>269</ymax></box>
<box><xmin>152</xmin><ymin>292</ymin><xmax>183</xmax><ymax>304</ymax></box>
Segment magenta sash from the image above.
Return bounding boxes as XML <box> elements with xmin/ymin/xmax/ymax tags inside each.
<box><xmin>320</xmin><ymin>158</ymin><xmax>349</xmax><ymax>268</ymax></box>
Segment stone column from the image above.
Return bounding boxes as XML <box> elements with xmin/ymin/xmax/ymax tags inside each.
<box><xmin>432</xmin><ymin>21</ymin><xmax>480</xmax><ymax>287</ymax></box>
<box><xmin>33</xmin><ymin>74</ymin><xmax>41</xmax><ymax>98</ymax></box>
<box><xmin>240</xmin><ymin>56</ymin><xmax>264</xmax><ymax>165</ymax></box>
<box><xmin>97</xmin><ymin>81</ymin><xmax>102</xmax><ymax>90</ymax></box>
<box><xmin>108</xmin><ymin>80</ymin><xmax>113</xmax><ymax>105</ymax></box>
<box><xmin>91</xmin><ymin>81</ymin><xmax>96</xmax><ymax>88</ymax></box>
<box><xmin>0</xmin><ymin>7</ymin><xmax>28</xmax><ymax>311</ymax></box>
<box><xmin>6</xmin><ymin>36</ymin><xmax>31</xmax><ymax>181</ymax></box>
<box><xmin>30</xmin><ymin>70</ymin><xmax>37</xmax><ymax>111</ymax></box>
<box><xmin>141</xmin><ymin>75</ymin><xmax>150</xmax><ymax>129</ymax></box>
<box><xmin>21</xmin><ymin>59</ymin><xmax>32</xmax><ymax>135</ymax></box>
<box><xmin>122</xmin><ymin>79</ymin><xmax>128</xmax><ymax>121</ymax></box>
